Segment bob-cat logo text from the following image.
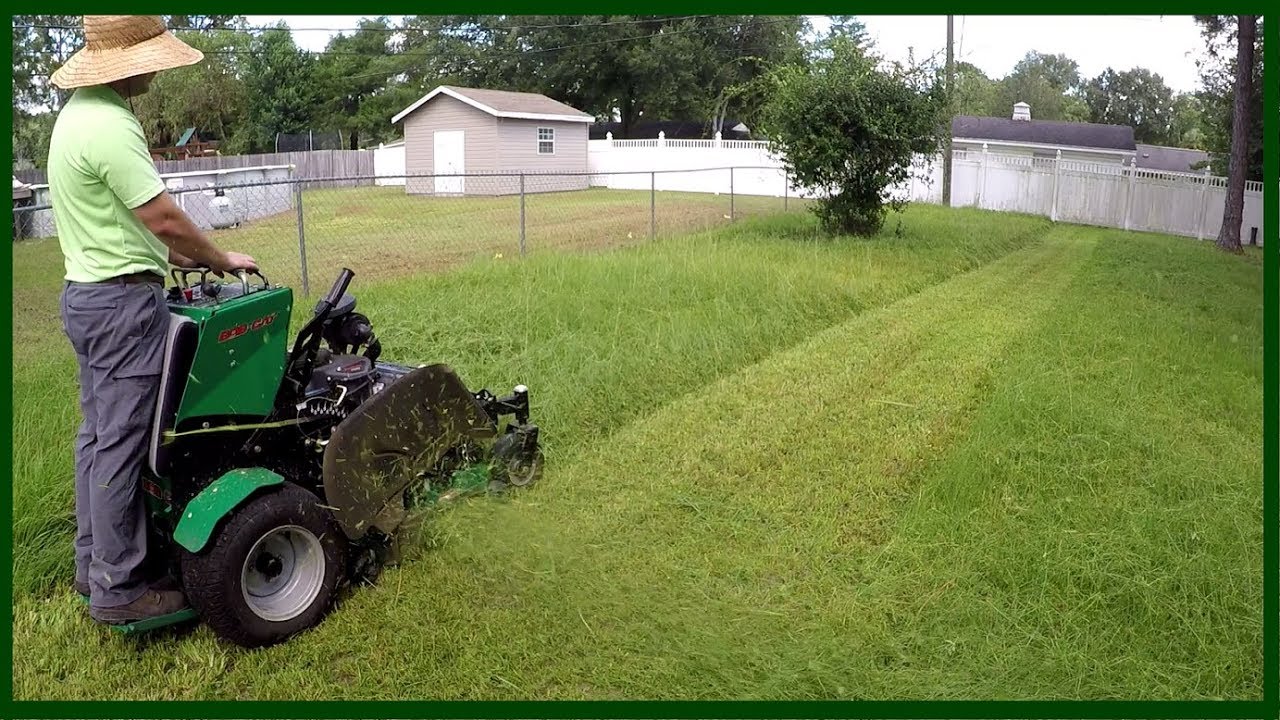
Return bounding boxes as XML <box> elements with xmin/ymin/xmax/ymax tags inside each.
<box><xmin>218</xmin><ymin>312</ymin><xmax>278</xmax><ymax>343</ymax></box>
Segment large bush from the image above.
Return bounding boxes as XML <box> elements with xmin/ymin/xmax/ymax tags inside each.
<box><xmin>756</xmin><ymin>39</ymin><xmax>946</xmax><ymax>236</ymax></box>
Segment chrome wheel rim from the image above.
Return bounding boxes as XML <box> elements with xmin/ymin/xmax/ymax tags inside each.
<box><xmin>240</xmin><ymin>525</ymin><xmax>324</xmax><ymax>622</ymax></box>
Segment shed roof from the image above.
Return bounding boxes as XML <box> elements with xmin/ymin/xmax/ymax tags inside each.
<box><xmin>952</xmin><ymin>115</ymin><xmax>1136</xmax><ymax>152</ymax></box>
<box><xmin>392</xmin><ymin>85</ymin><xmax>594</xmax><ymax>125</ymax></box>
<box><xmin>1135</xmin><ymin>143</ymin><xmax>1211</xmax><ymax>173</ymax></box>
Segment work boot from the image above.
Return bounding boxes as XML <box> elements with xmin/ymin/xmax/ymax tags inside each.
<box><xmin>89</xmin><ymin>588</ymin><xmax>189</xmax><ymax>625</ymax></box>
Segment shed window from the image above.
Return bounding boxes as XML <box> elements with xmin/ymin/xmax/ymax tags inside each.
<box><xmin>537</xmin><ymin>127</ymin><xmax>555</xmax><ymax>155</ymax></box>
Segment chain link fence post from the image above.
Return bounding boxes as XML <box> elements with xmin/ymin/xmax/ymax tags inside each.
<box><xmin>519</xmin><ymin>173</ymin><xmax>527</xmax><ymax>256</ymax></box>
<box><xmin>294</xmin><ymin>180</ymin><xmax>310</xmax><ymax>297</ymax></box>
<box><xmin>650</xmin><ymin>171</ymin><xmax>656</xmax><ymax>240</ymax></box>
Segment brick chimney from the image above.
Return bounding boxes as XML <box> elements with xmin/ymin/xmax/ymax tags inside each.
<box><xmin>1012</xmin><ymin>102</ymin><xmax>1031</xmax><ymax>121</ymax></box>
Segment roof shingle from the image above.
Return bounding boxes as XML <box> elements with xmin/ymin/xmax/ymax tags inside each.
<box><xmin>951</xmin><ymin>115</ymin><xmax>1136</xmax><ymax>152</ymax></box>
<box><xmin>1135</xmin><ymin>143</ymin><xmax>1211</xmax><ymax>173</ymax></box>
<box><xmin>441</xmin><ymin>86</ymin><xmax>592</xmax><ymax>118</ymax></box>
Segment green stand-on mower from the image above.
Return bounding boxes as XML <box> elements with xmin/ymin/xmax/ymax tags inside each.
<box><xmin>89</xmin><ymin>266</ymin><xmax>543</xmax><ymax>648</ymax></box>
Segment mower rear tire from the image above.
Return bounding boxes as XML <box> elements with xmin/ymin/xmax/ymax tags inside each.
<box><xmin>180</xmin><ymin>482</ymin><xmax>346</xmax><ymax>648</ymax></box>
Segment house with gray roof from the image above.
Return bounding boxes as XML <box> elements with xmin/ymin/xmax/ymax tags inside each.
<box><xmin>1134</xmin><ymin>143</ymin><xmax>1211</xmax><ymax>174</ymax></box>
<box><xmin>391</xmin><ymin>85</ymin><xmax>595</xmax><ymax>196</ymax></box>
<box><xmin>952</xmin><ymin>102</ymin><xmax>1138</xmax><ymax>165</ymax></box>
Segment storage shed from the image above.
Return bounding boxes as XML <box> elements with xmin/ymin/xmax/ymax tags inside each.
<box><xmin>391</xmin><ymin>86</ymin><xmax>594</xmax><ymax>196</ymax></box>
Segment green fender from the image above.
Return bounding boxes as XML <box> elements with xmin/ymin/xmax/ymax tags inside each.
<box><xmin>173</xmin><ymin>468</ymin><xmax>284</xmax><ymax>553</ymax></box>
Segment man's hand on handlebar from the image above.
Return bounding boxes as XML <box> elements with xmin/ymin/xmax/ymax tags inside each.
<box><xmin>207</xmin><ymin>251</ymin><xmax>259</xmax><ymax>276</ymax></box>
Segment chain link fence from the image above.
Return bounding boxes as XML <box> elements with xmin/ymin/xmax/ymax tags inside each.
<box><xmin>12</xmin><ymin>168</ymin><xmax>810</xmax><ymax>297</ymax></box>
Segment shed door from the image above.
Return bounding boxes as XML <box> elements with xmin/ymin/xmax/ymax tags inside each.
<box><xmin>434</xmin><ymin>130</ymin><xmax>465</xmax><ymax>194</ymax></box>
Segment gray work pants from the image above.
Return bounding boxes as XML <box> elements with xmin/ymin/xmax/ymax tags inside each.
<box><xmin>59</xmin><ymin>278</ymin><xmax>168</xmax><ymax>608</ymax></box>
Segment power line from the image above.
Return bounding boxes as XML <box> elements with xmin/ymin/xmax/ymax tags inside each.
<box><xmin>20</xmin><ymin>16</ymin><xmax>804</xmax><ymax>67</ymax></box>
<box><xmin>18</xmin><ymin>15</ymin><xmax>794</xmax><ymax>64</ymax></box>
<box><xmin>348</xmin><ymin>15</ymin><xmax>804</xmax><ymax>80</ymax></box>
<box><xmin>14</xmin><ymin>13</ymin><xmax>806</xmax><ymax>104</ymax></box>
<box><xmin>13</xmin><ymin>15</ymin><xmax>719</xmax><ymax>35</ymax></box>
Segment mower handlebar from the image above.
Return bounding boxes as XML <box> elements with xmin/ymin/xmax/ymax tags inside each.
<box><xmin>320</xmin><ymin>268</ymin><xmax>355</xmax><ymax>311</ymax></box>
<box><xmin>171</xmin><ymin>266</ymin><xmax>269</xmax><ymax>291</ymax></box>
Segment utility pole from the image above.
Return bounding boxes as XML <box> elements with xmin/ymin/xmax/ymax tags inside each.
<box><xmin>942</xmin><ymin>15</ymin><xmax>954</xmax><ymax>207</ymax></box>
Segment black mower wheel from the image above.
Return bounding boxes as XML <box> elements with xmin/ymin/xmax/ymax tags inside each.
<box><xmin>180</xmin><ymin>482</ymin><xmax>347</xmax><ymax>648</ymax></box>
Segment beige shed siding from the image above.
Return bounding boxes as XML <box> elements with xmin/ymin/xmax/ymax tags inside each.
<box><xmin>403</xmin><ymin>95</ymin><xmax>498</xmax><ymax>195</ymax></box>
<box><xmin>492</xmin><ymin>118</ymin><xmax>589</xmax><ymax>194</ymax></box>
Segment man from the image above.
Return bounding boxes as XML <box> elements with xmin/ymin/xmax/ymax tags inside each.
<box><xmin>47</xmin><ymin>15</ymin><xmax>258</xmax><ymax>624</ymax></box>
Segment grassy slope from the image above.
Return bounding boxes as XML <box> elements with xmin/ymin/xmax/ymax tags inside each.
<box><xmin>11</xmin><ymin>209</ymin><xmax>1261</xmax><ymax>700</ymax></box>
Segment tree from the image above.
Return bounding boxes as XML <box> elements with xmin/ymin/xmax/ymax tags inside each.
<box><xmin>756</xmin><ymin>37</ymin><xmax>945</xmax><ymax>236</ymax></box>
<box><xmin>238</xmin><ymin>25</ymin><xmax>324</xmax><ymax>153</ymax></box>
<box><xmin>1083</xmin><ymin>67</ymin><xmax>1176</xmax><ymax>144</ymax></box>
<box><xmin>1211</xmin><ymin>15</ymin><xmax>1256</xmax><ymax>254</ymax></box>
<box><xmin>952</xmin><ymin>61</ymin><xmax>998</xmax><ymax>116</ymax></box>
<box><xmin>12</xmin><ymin>111</ymin><xmax>56</xmax><ymax>169</ymax></box>
<box><xmin>313</xmin><ymin>17</ymin><xmax>403</xmax><ymax>149</ymax></box>
<box><xmin>131</xmin><ymin>28</ymin><xmax>252</xmax><ymax>152</ymax></box>
<box><xmin>695</xmin><ymin>16</ymin><xmax>810</xmax><ymax>135</ymax></box>
<box><xmin>1012</xmin><ymin>51</ymin><xmax>1082</xmax><ymax>93</ymax></box>
<box><xmin>807</xmin><ymin>15</ymin><xmax>868</xmax><ymax>60</ymax></box>
<box><xmin>1167</xmin><ymin>93</ymin><xmax>1208</xmax><ymax>150</ymax></box>
<box><xmin>394</xmin><ymin>15</ymin><xmax>806</xmax><ymax>138</ymax></box>
<box><xmin>988</xmin><ymin>51</ymin><xmax>1087</xmax><ymax>121</ymax></box>
<box><xmin>165</xmin><ymin>15</ymin><xmax>243</xmax><ymax>31</ymax></box>
<box><xmin>12</xmin><ymin>15</ymin><xmax>83</xmax><ymax>113</ymax></box>
<box><xmin>1195</xmin><ymin>15</ymin><xmax>1263</xmax><ymax>180</ymax></box>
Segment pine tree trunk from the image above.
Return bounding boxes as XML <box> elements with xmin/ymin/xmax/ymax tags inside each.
<box><xmin>1216</xmin><ymin>14</ymin><xmax>1255</xmax><ymax>254</ymax></box>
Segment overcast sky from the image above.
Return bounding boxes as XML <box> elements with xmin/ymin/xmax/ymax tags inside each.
<box><xmin>246</xmin><ymin>14</ymin><xmax>1209</xmax><ymax>94</ymax></box>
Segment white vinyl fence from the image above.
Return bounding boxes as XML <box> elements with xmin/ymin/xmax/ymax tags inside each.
<box><xmin>374</xmin><ymin>141</ymin><xmax>406</xmax><ymax>186</ymax></box>
<box><xmin>373</xmin><ymin>133</ymin><xmax>1265</xmax><ymax>245</ymax></box>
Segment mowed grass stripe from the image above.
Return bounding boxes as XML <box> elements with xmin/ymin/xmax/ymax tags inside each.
<box><xmin>839</xmin><ymin>228</ymin><xmax>1264</xmax><ymax>699</ymax></box>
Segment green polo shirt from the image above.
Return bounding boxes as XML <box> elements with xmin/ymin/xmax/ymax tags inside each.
<box><xmin>47</xmin><ymin>85</ymin><xmax>168</xmax><ymax>283</ymax></box>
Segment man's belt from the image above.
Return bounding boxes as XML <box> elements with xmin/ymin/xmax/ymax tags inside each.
<box><xmin>104</xmin><ymin>270</ymin><xmax>165</xmax><ymax>285</ymax></box>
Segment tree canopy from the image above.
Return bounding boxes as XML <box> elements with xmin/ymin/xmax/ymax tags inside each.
<box><xmin>8</xmin><ymin>14</ymin><xmax>1258</xmax><ymax>185</ymax></box>
<box><xmin>755</xmin><ymin>37</ymin><xmax>946</xmax><ymax>236</ymax></box>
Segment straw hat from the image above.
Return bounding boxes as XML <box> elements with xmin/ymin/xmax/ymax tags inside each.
<box><xmin>51</xmin><ymin>16</ymin><xmax>204</xmax><ymax>90</ymax></box>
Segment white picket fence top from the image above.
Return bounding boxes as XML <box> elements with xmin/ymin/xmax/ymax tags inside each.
<box><xmin>600</xmin><ymin>132</ymin><xmax>770</xmax><ymax>151</ymax></box>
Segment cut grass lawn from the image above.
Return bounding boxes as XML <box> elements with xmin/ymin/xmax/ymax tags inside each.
<box><xmin>9</xmin><ymin>198</ymin><xmax>1262</xmax><ymax>700</ymax></box>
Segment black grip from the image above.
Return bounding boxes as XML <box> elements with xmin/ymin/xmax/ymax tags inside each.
<box><xmin>324</xmin><ymin>268</ymin><xmax>355</xmax><ymax>307</ymax></box>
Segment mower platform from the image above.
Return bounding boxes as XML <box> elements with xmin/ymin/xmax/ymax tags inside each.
<box><xmin>77</xmin><ymin>594</ymin><xmax>199</xmax><ymax>634</ymax></box>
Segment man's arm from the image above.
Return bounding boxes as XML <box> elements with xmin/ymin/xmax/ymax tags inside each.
<box><xmin>93</xmin><ymin>116</ymin><xmax>256</xmax><ymax>274</ymax></box>
<box><xmin>169</xmin><ymin>248</ymin><xmax>197</xmax><ymax>268</ymax></box>
<box><xmin>132</xmin><ymin>191</ymin><xmax>256</xmax><ymax>274</ymax></box>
